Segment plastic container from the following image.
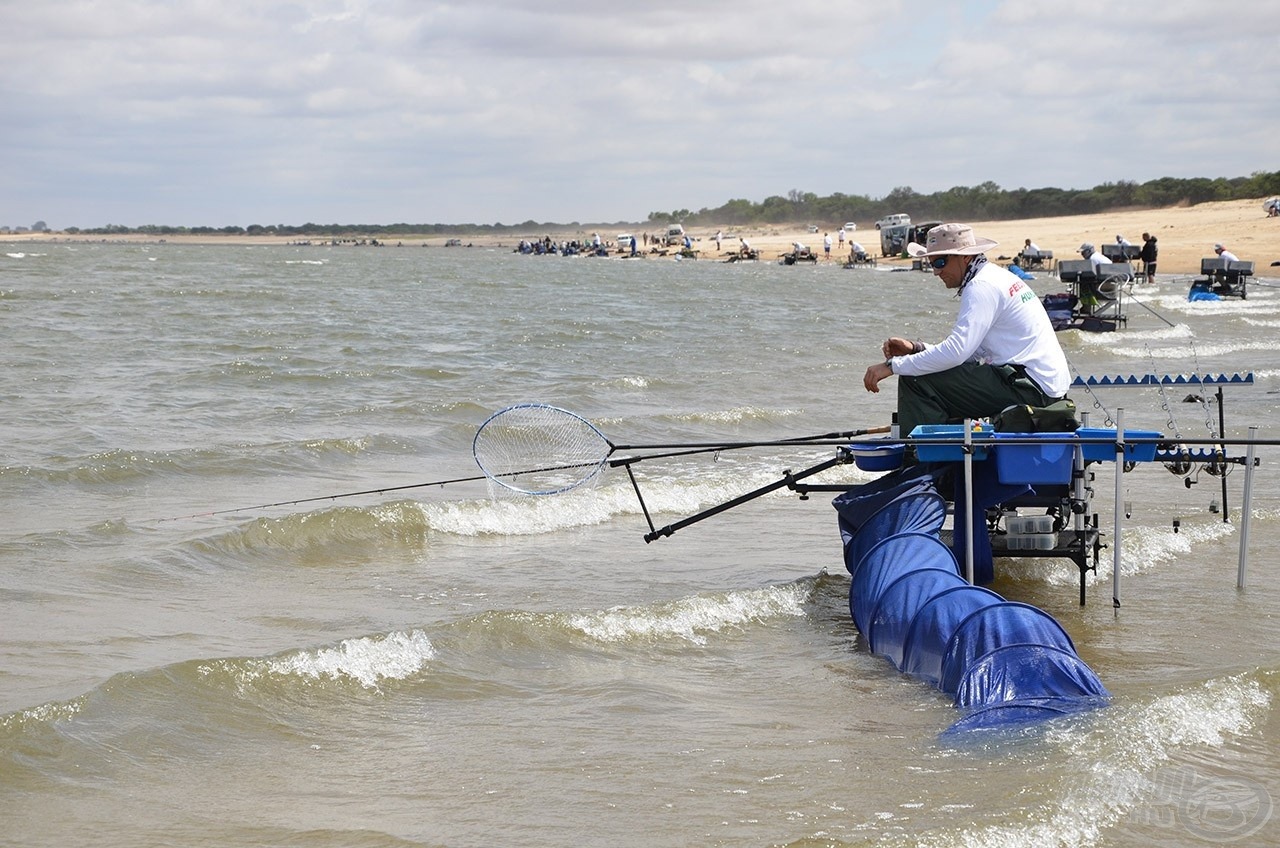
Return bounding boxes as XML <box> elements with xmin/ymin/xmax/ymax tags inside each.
<box><xmin>993</xmin><ymin>432</ymin><xmax>1075</xmax><ymax>485</ymax></box>
<box><xmin>1004</xmin><ymin>532</ymin><xmax>1058</xmax><ymax>550</ymax></box>
<box><xmin>1006</xmin><ymin>514</ymin><xmax>1055</xmax><ymax>535</ymax></box>
<box><xmin>1030</xmin><ymin>532</ymin><xmax>1058</xmax><ymax>550</ymax></box>
<box><xmin>909</xmin><ymin>424</ymin><xmax>993</xmax><ymax>462</ymax></box>
<box><xmin>1076</xmin><ymin>428</ymin><xmax>1162</xmax><ymax>463</ymax></box>
<box><xmin>848</xmin><ymin>440</ymin><xmax>904</xmax><ymax>472</ymax></box>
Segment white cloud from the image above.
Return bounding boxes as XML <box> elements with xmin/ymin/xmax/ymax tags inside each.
<box><xmin>1</xmin><ymin>0</ymin><xmax>1276</xmax><ymax>228</ymax></box>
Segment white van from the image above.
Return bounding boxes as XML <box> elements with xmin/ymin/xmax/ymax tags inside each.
<box><xmin>843</xmin><ymin>222</ymin><xmax>857</xmax><ymax>232</ymax></box>
<box><xmin>875</xmin><ymin>213</ymin><xmax>911</xmax><ymax>230</ymax></box>
<box><xmin>664</xmin><ymin>224</ymin><xmax>686</xmax><ymax>245</ymax></box>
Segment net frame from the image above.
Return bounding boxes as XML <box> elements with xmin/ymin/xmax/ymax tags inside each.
<box><xmin>472</xmin><ymin>403</ymin><xmax>614</xmax><ymax>494</ymax></box>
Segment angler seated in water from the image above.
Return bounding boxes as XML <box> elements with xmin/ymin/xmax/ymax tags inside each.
<box><xmin>862</xmin><ymin>223</ymin><xmax>1072</xmax><ymax>437</ymax></box>
<box><xmin>1016</xmin><ymin>239</ymin><xmax>1050</xmax><ymax>269</ymax></box>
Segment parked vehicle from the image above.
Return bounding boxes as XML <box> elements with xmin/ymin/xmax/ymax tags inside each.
<box><xmin>906</xmin><ymin>221</ymin><xmax>943</xmax><ymax>250</ymax></box>
<box><xmin>879</xmin><ymin>221</ymin><xmax>912</xmax><ymax>257</ymax></box>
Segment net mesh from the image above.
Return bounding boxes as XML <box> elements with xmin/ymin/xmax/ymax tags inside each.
<box><xmin>472</xmin><ymin>404</ymin><xmax>612</xmax><ymax>494</ymax></box>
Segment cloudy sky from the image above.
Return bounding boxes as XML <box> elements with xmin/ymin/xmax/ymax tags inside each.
<box><xmin>3</xmin><ymin>0</ymin><xmax>1277</xmax><ymax>229</ymax></box>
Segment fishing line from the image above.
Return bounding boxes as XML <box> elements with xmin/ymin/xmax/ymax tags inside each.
<box><xmin>1144</xmin><ymin>344</ymin><xmax>1192</xmax><ymax>477</ymax></box>
<box><xmin>1069</xmin><ymin>357</ymin><xmax>1115</xmax><ymax>427</ymax></box>
<box><xmin>1126</xmin><ymin>292</ymin><xmax>1176</xmax><ymax>327</ymax></box>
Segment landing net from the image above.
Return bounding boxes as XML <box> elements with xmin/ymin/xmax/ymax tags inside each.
<box><xmin>472</xmin><ymin>403</ymin><xmax>613</xmax><ymax>494</ymax></box>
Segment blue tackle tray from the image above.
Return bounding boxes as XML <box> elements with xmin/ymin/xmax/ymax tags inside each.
<box><xmin>909</xmin><ymin>424</ymin><xmax>993</xmax><ymax>462</ymax></box>
<box><xmin>1076</xmin><ymin>427</ymin><xmax>1162</xmax><ymax>462</ymax></box>
<box><xmin>993</xmin><ymin>432</ymin><xmax>1075</xmax><ymax>485</ymax></box>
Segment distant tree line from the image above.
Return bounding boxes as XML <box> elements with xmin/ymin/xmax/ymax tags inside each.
<box><xmin>648</xmin><ymin>170</ymin><xmax>1280</xmax><ymax>227</ymax></box>
<box><xmin>53</xmin><ymin>170</ymin><xmax>1280</xmax><ymax>236</ymax></box>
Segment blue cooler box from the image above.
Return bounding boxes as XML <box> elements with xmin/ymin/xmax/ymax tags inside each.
<box><xmin>993</xmin><ymin>432</ymin><xmax>1075</xmax><ymax>485</ymax></box>
<box><xmin>1076</xmin><ymin>427</ymin><xmax>1162</xmax><ymax>462</ymax></box>
<box><xmin>909</xmin><ymin>424</ymin><xmax>993</xmax><ymax>462</ymax></box>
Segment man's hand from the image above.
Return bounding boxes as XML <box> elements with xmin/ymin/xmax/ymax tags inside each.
<box><xmin>881</xmin><ymin>337</ymin><xmax>916</xmax><ymax>358</ymax></box>
<box><xmin>864</xmin><ymin>362</ymin><xmax>892</xmax><ymax>392</ymax></box>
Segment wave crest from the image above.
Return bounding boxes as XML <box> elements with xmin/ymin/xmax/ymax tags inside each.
<box><xmin>567</xmin><ymin>578</ymin><xmax>817</xmax><ymax>646</ymax></box>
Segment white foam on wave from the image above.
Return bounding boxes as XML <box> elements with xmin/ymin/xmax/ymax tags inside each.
<box><xmin>1002</xmin><ymin>519</ymin><xmax>1235</xmax><ymax>588</ymax></box>
<box><xmin>260</xmin><ymin>629</ymin><xmax>436</xmax><ymax>689</ymax></box>
<box><xmin>416</xmin><ymin>464</ymin><xmax>813</xmax><ymax>537</ymax></box>
<box><xmin>920</xmin><ymin>672</ymin><xmax>1274</xmax><ymax>848</ymax></box>
<box><xmin>1116</xmin><ymin>519</ymin><xmax>1235</xmax><ymax>577</ymax></box>
<box><xmin>1111</xmin><ymin>339</ymin><xmax>1280</xmax><ymax>360</ymax></box>
<box><xmin>1117</xmin><ymin>323</ymin><xmax>1194</xmax><ymax>343</ymax></box>
<box><xmin>0</xmin><ymin>697</ymin><xmax>83</xmax><ymax>730</ymax></box>
<box><xmin>1072</xmin><ymin>326</ymin><xmax>1191</xmax><ymax>355</ymax></box>
<box><xmin>567</xmin><ymin>579</ymin><xmax>814</xmax><ymax>646</ymax></box>
<box><xmin>1249</xmin><ymin>504</ymin><xmax>1280</xmax><ymax>522</ymax></box>
<box><xmin>600</xmin><ymin>375</ymin><xmax>649</xmax><ymax>388</ymax></box>
<box><xmin>672</xmin><ymin>406</ymin><xmax>806</xmax><ymax>425</ymax></box>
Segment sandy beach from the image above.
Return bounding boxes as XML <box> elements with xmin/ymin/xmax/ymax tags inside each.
<box><xmin>4</xmin><ymin>198</ymin><xmax>1277</xmax><ymax>276</ymax></box>
<box><xmin>679</xmin><ymin>198</ymin><xmax>1280</xmax><ymax>277</ymax></box>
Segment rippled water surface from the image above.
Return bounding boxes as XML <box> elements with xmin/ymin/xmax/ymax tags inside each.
<box><xmin>3</xmin><ymin>243</ymin><xmax>1280</xmax><ymax>846</ymax></box>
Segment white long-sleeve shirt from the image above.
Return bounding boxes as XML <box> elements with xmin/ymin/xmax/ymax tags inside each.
<box><xmin>888</xmin><ymin>260</ymin><xmax>1071</xmax><ymax>398</ymax></box>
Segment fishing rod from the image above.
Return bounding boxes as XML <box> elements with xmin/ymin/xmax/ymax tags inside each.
<box><xmin>164</xmin><ymin>403</ymin><xmax>891</xmax><ymax>519</ymax></box>
<box><xmin>168</xmin><ymin>400</ymin><xmax>1276</xmax><ymax>539</ymax></box>
<box><xmin>469</xmin><ymin>403</ymin><xmax>889</xmax><ymax>495</ymax></box>
<box><xmin>161</xmin><ymin>473</ymin><xmax>490</xmax><ymax>520</ymax></box>
<box><xmin>606</xmin><ymin>430</ymin><xmax>891</xmax><ymax>468</ymax></box>
<box><xmin>470</xmin><ymin>404</ymin><xmax>895</xmax><ymax>540</ymax></box>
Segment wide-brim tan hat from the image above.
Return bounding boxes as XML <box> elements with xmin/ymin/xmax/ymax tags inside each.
<box><xmin>907</xmin><ymin>223</ymin><xmax>998</xmax><ymax>258</ymax></box>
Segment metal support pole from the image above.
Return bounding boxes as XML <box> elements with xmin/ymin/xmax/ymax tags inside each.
<box><xmin>1238</xmin><ymin>425</ymin><xmax>1257</xmax><ymax>589</ymax></box>
<box><xmin>1113</xmin><ymin>408</ymin><xmax>1124</xmax><ymax>609</ymax></box>
<box><xmin>1218</xmin><ymin>386</ymin><xmax>1230</xmax><ymax>522</ymax></box>
<box><xmin>963</xmin><ymin>419</ymin><xmax>974</xmax><ymax>585</ymax></box>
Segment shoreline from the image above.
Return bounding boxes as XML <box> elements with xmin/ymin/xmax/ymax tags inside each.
<box><xmin>4</xmin><ymin>198</ymin><xmax>1277</xmax><ymax>276</ymax></box>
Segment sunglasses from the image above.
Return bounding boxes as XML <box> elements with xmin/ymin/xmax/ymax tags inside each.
<box><xmin>929</xmin><ymin>255</ymin><xmax>950</xmax><ymax>270</ymax></box>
